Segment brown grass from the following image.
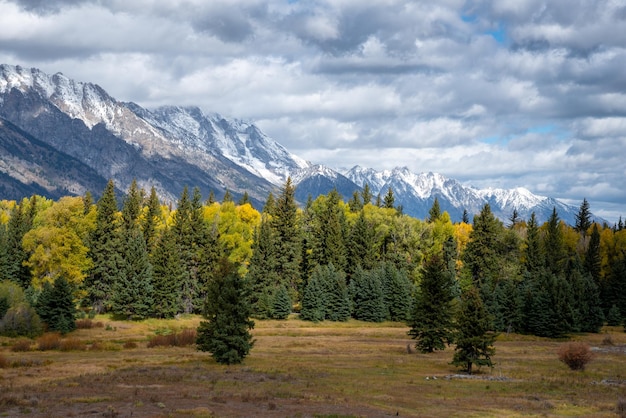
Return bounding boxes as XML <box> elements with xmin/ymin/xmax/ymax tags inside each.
<box><xmin>11</xmin><ymin>339</ymin><xmax>33</xmax><ymax>352</ymax></box>
<box><xmin>0</xmin><ymin>317</ymin><xmax>625</xmax><ymax>417</ymax></box>
<box><xmin>557</xmin><ymin>341</ymin><xmax>594</xmax><ymax>371</ymax></box>
<box><xmin>36</xmin><ymin>332</ymin><xmax>62</xmax><ymax>350</ymax></box>
<box><xmin>147</xmin><ymin>328</ymin><xmax>197</xmax><ymax>348</ymax></box>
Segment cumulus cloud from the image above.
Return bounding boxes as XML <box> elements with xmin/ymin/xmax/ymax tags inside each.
<box><xmin>0</xmin><ymin>0</ymin><xmax>624</xmax><ymax>220</ymax></box>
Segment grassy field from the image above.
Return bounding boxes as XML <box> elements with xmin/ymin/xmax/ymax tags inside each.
<box><xmin>1</xmin><ymin>316</ymin><xmax>626</xmax><ymax>417</ymax></box>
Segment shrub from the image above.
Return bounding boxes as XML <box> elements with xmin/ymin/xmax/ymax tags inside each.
<box><xmin>0</xmin><ymin>303</ymin><xmax>43</xmax><ymax>338</ymax></box>
<box><xmin>0</xmin><ymin>353</ymin><xmax>8</xmax><ymax>368</ymax></box>
<box><xmin>11</xmin><ymin>339</ymin><xmax>33</xmax><ymax>352</ymax></box>
<box><xmin>37</xmin><ymin>333</ymin><xmax>62</xmax><ymax>351</ymax></box>
<box><xmin>147</xmin><ymin>329</ymin><xmax>197</xmax><ymax>348</ymax></box>
<box><xmin>558</xmin><ymin>342</ymin><xmax>593</xmax><ymax>371</ymax></box>
<box><xmin>59</xmin><ymin>337</ymin><xmax>86</xmax><ymax>351</ymax></box>
<box><xmin>75</xmin><ymin>318</ymin><xmax>93</xmax><ymax>329</ymax></box>
<box><xmin>123</xmin><ymin>341</ymin><xmax>138</xmax><ymax>349</ymax></box>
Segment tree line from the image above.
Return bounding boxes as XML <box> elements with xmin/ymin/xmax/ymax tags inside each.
<box><xmin>1</xmin><ymin>179</ymin><xmax>625</xmax><ymax>354</ymax></box>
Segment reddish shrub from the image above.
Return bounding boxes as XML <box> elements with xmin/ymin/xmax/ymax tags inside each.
<box><xmin>123</xmin><ymin>341</ymin><xmax>138</xmax><ymax>349</ymax></box>
<box><xmin>175</xmin><ymin>328</ymin><xmax>197</xmax><ymax>346</ymax></box>
<box><xmin>36</xmin><ymin>332</ymin><xmax>62</xmax><ymax>351</ymax></box>
<box><xmin>75</xmin><ymin>319</ymin><xmax>93</xmax><ymax>329</ymax></box>
<box><xmin>0</xmin><ymin>353</ymin><xmax>8</xmax><ymax>368</ymax></box>
<box><xmin>558</xmin><ymin>341</ymin><xmax>594</xmax><ymax>371</ymax></box>
<box><xmin>11</xmin><ymin>339</ymin><xmax>32</xmax><ymax>352</ymax></box>
<box><xmin>147</xmin><ymin>329</ymin><xmax>197</xmax><ymax>348</ymax></box>
<box><xmin>59</xmin><ymin>337</ymin><xmax>86</xmax><ymax>351</ymax></box>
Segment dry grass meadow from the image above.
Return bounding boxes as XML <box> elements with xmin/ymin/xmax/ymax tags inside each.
<box><xmin>1</xmin><ymin>316</ymin><xmax>626</xmax><ymax>417</ymax></box>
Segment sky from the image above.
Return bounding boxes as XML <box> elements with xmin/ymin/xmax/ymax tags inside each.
<box><xmin>0</xmin><ymin>0</ymin><xmax>625</xmax><ymax>222</ymax></box>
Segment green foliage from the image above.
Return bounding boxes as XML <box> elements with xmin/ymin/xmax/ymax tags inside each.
<box><xmin>607</xmin><ymin>304</ymin><xmax>621</xmax><ymax>326</ymax></box>
<box><xmin>151</xmin><ymin>227</ymin><xmax>183</xmax><ymax>318</ymax></box>
<box><xmin>310</xmin><ymin>190</ymin><xmax>347</xmax><ymax>272</ymax></box>
<box><xmin>380</xmin><ymin>262</ymin><xmax>413</xmax><ymax>322</ymax></box>
<box><xmin>271</xmin><ymin>285</ymin><xmax>292</xmax><ymax>320</ymax></box>
<box><xmin>451</xmin><ymin>286</ymin><xmax>496</xmax><ymax>374</ymax></box>
<box><xmin>0</xmin><ymin>296</ymin><xmax>8</xmax><ymax>319</ymax></box>
<box><xmin>428</xmin><ymin>197</ymin><xmax>441</xmax><ymax>222</ymax></box>
<box><xmin>346</xmin><ymin>210</ymin><xmax>377</xmax><ymax>276</ymax></box>
<box><xmin>196</xmin><ymin>259</ymin><xmax>255</xmax><ymax>365</ymax></box>
<box><xmin>0</xmin><ymin>303</ymin><xmax>43</xmax><ymax>338</ymax></box>
<box><xmin>409</xmin><ymin>255</ymin><xmax>456</xmax><ymax>353</ymax></box>
<box><xmin>383</xmin><ymin>187</ymin><xmax>395</xmax><ymax>209</ymax></box>
<box><xmin>301</xmin><ymin>264</ymin><xmax>350</xmax><ymax>322</ymax></box>
<box><xmin>575</xmin><ymin>198</ymin><xmax>592</xmax><ymax>233</ymax></box>
<box><xmin>350</xmin><ymin>267</ymin><xmax>386</xmax><ymax>322</ymax></box>
<box><xmin>111</xmin><ymin>228</ymin><xmax>154</xmax><ymax>320</ymax></box>
<box><xmin>35</xmin><ymin>276</ymin><xmax>76</xmax><ymax>334</ymax></box>
<box><xmin>0</xmin><ymin>279</ymin><xmax>26</xmax><ymax>308</ymax></box>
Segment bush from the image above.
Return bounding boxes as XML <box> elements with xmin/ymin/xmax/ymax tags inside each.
<box><xmin>0</xmin><ymin>303</ymin><xmax>43</xmax><ymax>338</ymax></box>
<box><xmin>37</xmin><ymin>333</ymin><xmax>62</xmax><ymax>351</ymax></box>
<box><xmin>0</xmin><ymin>353</ymin><xmax>8</xmax><ymax>368</ymax></box>
<box><xmin>558</xmin><ymin>342</ymin><xmax>594</xmax><ymax>371</ymax></box>
<box><xmin>59</xmin><ymin>337</ymin><xmax>86</xmax><ymax>351</ymax></box>
<box><xmin>11</xmin><ymin>339</ymin><xmax>32</xmax><ymax>352</ymax></box>
<box><xmin>123</xmin><ymin>341</ymin><xmax>138</xmax><ymax>349</ymax></box>
<box><xmin>75</xmin><ymin>318</ymin><xmax>93</xmax><ymax>329</ymax></box>
<box><xmin>147</xmin><ymin>329</ymin><xmax>197</xmax><ymax>348</ymax></box>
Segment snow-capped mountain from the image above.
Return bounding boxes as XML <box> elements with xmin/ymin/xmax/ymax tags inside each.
<box><xmin>0</xmin><ymin>64</ymin><xmax>591</xmax><ymax>224</ymax></box>
<box><xmin>344</xmin><ymin>166</ymin><xmax>584</xmax><ymax>224</ymax></box>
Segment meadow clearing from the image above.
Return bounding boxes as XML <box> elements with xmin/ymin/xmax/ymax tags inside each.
<box><xmin>1</xmin><ymin>316</ymin><xmax>625</xmax><ymax>417</ymax></box>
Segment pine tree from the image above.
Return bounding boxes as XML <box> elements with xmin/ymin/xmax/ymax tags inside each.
<box><xmin>271</xmin><ymin>178</ymin><xmax>302</xmax><ymax>297</ymax></box>
<box><xmin>36</xmin><ymin>276</ymin><xmax>77</xmax><ymax>335</ymax></box>
<box><xmin>141</xmin><ymin>186</ymin><xmax>162</xmax><ymax>253</ymax></box>
<box><xmin>85</xmin><ymin>180</ymin><xmax>123</xmax><ymax>313</ymax></box>
<box><xmin>583</xmin><ymin>224</ymin><xmax>601</xmax><ymax>284</ymax></box>
<box><xmin>461</xmin><ymin>209</ymin><xmax>470</xmax><ymax>224</ymax></box>
<box><xmin>300</xmin><ymin>274</ymin><xmax>326</xmax><ymax>322</ymax></box>
<box><xmin>361</xmin><ymin>183</ymin><xmax>373</xmax><ymax>205</ymax></box>
<box><xmin>348</xmin><ymin>191</ymin><xmax>363</xmax><ymax>212</ymax></box>
<box><xmin>3</xmin><ymin>202</ymin><xmax>34</xmax><ymax>288</ymax></box>
<box><xmin>111</xmin><ymin>229</ymin><xmax>154</xmax><ymax>320</ymax></box>
<box><xmin>319</xmin><ymin>264</ymin><xmax>350</xmax><ymax>321</ymax></box>
<box><xmin>451</xmin><ymin>286</ymin><xmax>496</xmax><ymax>374</ymax></box>
<box><xmin>508</xmin><ymin>209</ymin><xmax>520</xmax><ymax>228</ymax></box>
<box><xmin>238</xmin><ymin>191</ymin><xmax>251</xmax><ymax>205</ymax></box>
<box><xmin>408</xmin><ymin>255</ymin><xmax>456</xmax><ymax>352</ymax></box>
<box><xmin>121</xmin><ymin>179</ymin><xmax>143</xmax><ymax>232</ymax></box>
<box><xmin>151</xmin><ymin>227</ymin><xmax>184</xmax><ymax>318</ymax></box>
<box><xmin>196</xmin><ymin>258</ymin><xmax>255</xmax><ymax>365</ymax></box>
<box><xmin>171</xmin><ymin>187</ymin><xmax>197</xmax><ymax>313</ymax></box>
<box><xmin>383</xmin><ymin>187</ymin><xmax>395</xmax><ymax>209</ymax></box>
<box><xmin>311</xmin><ymin>189</ymin><xmax>346</xmax><ymax>271</ymax></box>
<box><xmin>544</xmin><ymin>208</ymin><xmax>566</xmax><ymax>276</ymax></box>
<box><xmin>271</xmin><ymin>285</ymin><xmax>292</xmax><ymax>320</ymax></box>
<box><xmin>381</xmin><ymin>262</ymin><xmax>413</xmax><ymax>322</ymax></box>
<box><xmin>575</xmin><ymin>198</ymin><xmax>592</xmax><ymax>234</ymax></box>
<box><xmin>428</xmin><ymin>197</ymin><xmax>441</xmax><ymax>222</ymax></box>
<box><xmin>350</xmin><ymin>267</ymin><xmax>386</xmax><ymax>322</ymax></box>
<box><xmin>462</xmin><ymin>204</ymin><xmax>502</xmax><ymax>286</ymax></box>
<box><xmin>247</xmin><ymin>214</ymin><xmax>280</xmax><ymax>318</ymax></box>
<box><xmin>346</xmin><ymin>210</ymin><xmax>377</xmax><ymax>277</ymax></box>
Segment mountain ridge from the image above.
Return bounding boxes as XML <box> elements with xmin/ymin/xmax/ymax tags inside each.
<box><xmin>0</xmin><ymin>64</ymin><xmax>590</xmax><ymax>224</ymax></box>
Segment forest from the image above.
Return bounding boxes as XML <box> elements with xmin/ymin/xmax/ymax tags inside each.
<box><xmin>1</xmin><ymin>178</ymin><xmax>626</xmax><ymax>359</ymax></box>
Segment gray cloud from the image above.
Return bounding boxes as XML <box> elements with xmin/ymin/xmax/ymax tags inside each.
<box><xmin>0</xmin><ymin>0</ymin><xmax>624</xmax><ymax>221</ymax></box>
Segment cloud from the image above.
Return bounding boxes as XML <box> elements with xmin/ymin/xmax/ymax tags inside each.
<box><xmin>0</xmin><ymin>0</ymin><xmax>624</xmax><ymax>220</ymax></box>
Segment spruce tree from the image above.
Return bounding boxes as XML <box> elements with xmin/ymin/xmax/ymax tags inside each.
<box><xmin>151</xmin><ymin>227</ymin><xmax>184</xmax><ymax>318</ymax></box>
<box><xmin>271</xmin><ymin>178</ymin><xmax>302</xmax><ymax>298</ymax></box>
<box><xmin>36</xmin><ymin>276</ymin><xmax>77</xmax><ymax>335</ymax></box>
<box><xmin>381</xmin><ymin>262</ymin><xmax>413</xmax><ymax>322</ymax></box>
<box><xmin>3</xmin><ymin>202</ymin><xmax>34</xmax><ymax>288</ymax></box>
<box><xmin>141</xmin><ymin>186</ymin><xmax>162</xmax><ymax>253</ymax></box>
<box><xmin>311</xmin><ymin>189</ymin><xmax>346</xmax><ymax>271</ymax></box>
<box><xmin>111</xmin><ymin>228</ymin><xmax>154</xmax><ymax>320</ymax></box>
<box><xmin>383</xmin><ymin>187</ymin><xmax>395</xmax><ymax>209</ymax></box>
<box><xmin>583</xmin><ymin>224</ymin><xmax>601</xmax><ymax>284</ymax></box>
<box><xmin>300</xmin><ymin>274</ymin><xmax>326</xmax><ymax>322</ymax></box>
<box><xmin>346</xmin><ymin>210</ymin><xmax>377</xmax><ymax>277</ymax></box>
<box><xmin>350</xmin><ymin>267</ymin><xmax>386</xmax><ymax>322</ymax></box>
<box><xmin>271</xmin><ymin>285</ymin><xmax>292</xmax><ymax>320</ymax></box>
<box><xmin>575</xmin><ymin>198</ymin><xmax>592</xmax><ymax>234</ymax></box>
<box><xmin>428</xmin><ymin>197</ymin><xmax>441</xmax><ymax>222</ymax></box>
<box><xmin>319</xmin><ymin>264</ymin><xmax>350</xmax><ymax>321</ymax></box>
<box><xmin>348</xmin><ymin>191</ymin><xmax>363</xmax><ymax>212</ymax></box>
<box><xmin>408</xmin><ymin>255</ymin><xmax>456</xmax><ymax>352</ymax></box>
<box><xmin>461</xmin><ymin>209</ymin><xmax>470</xmax><ymax>224</ymax></box>
<box><xmin>544</xmin><ymin>208</ymin><xmax>566</xmax><ymax>275</ymax></box>
<box><xmin>85</xmin><ymin>180</ymin><xmax>123</xmax><ymax>313</ymax></box>
<box><xmin>247</xmin><ymin>214</ymin><xmax>280</xmax><ymax>318</ymax></box>
<box><xmin>196</xmin><ymin>258</ymin><xmax>255</xmax><ymax>365</ymax></box>
<box><xmin>361</xmin><ymin>183</ymin><xmax>373</xmax><ymax>205</ymax></box>
<box><xmin>451</xmin><ymin>286</ymin><xmax>496</xmax><ymax>374</ymax></box>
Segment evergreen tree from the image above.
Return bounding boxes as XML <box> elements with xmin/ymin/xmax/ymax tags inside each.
<box><xmin>350</xmin><ymin>267</ymin><xmax>386</xmax><ymax>322</ymax></box>
<box><xmin>462</xmin><ymin>204</ymin><xmax>502</xmax><ymax>286</ymax></box>
<box><xmin>85</xmin><ymin>180</ymin><xmax>123</xmax><ymax>313</ymax></box>
<box><xmin>300</xmin><ymin>274</ymin><xmax>325</xmax><ymax>322</ymax></box>
<box><xmin>575</xmin><ymin>198</ymin><xmax>592</xmax><ymax>234</ymax></box>
<box><xmin>381</xmin><ymin>262</ymin><xmax>413</xmax><ymax>322</ymax></box>
<box><xmin>238</xmin><ymin>191</ymin><xmax>251</xmax><ymax>206</ymax></box>
<box><xmin>451</xmin><ymin>286</ymin><xmax>496</xmax><ymax>374</ymax></box>
<box><xmin>3</xmin><ymin>202</ymin><xmax>34</xmax><ymax>287</ymax></box>
<box><xmin>151</xmin><ymin>227</ymin><xmax>184</xmax><ymax>318</ymax></box>
<box><xmin>206</xmin><ymin>190</ymin><xmax>216</xmax><ymax>205</ymax></box>
<box><xmin>171</xmin><ymin>187</ymin><xmax>197</xmax><ymax>313</ymax></box>
<box><xmin>196</xmin><ymin>258</ymin><xmax>255</xmax><ymax>365</ymax></box>
<box><xmin>83</xmin><ymin>191</ymin><xmax>94</xmax><ymax>215</ymax></box>
<box><xmin>408</xmin><ymin>255</ymin><xmax>456</xmax><ymax>353</ymax></box>
<box><xmin>361</xmin><ymin>183</ymin><xmax>373</xmax><ymax>205</ymax></box>
<box><xmin>271</xmin><ymin>178</ymin><xmax>302</xmax><ymax>298</ymax></box>
<box><xmin>462</xmin><ymin>209</ymin><xmax>470</xmax><ymax>224</ymax></box>
<box><xmin>318</xmin><ymin>263</ymin><xmax>350</xmax><ymax>321</ymax></box>
<box><xmin>141</xmin><ymin>186</ymin><xmax>162</xmax><ymax>253</ymax></box>
<box><xmin>567</xmin><ymin>260</ymin><xmax>604</xmax><ymax>333</ymax></box>
<box><xmin>428</xmin><ymin>197</ymin><xmax>441</xmax><ymax>222</ymax></box>
<box><xmin>523</xmin><ymin>213</ymin><xmax>543</xmax><ymax>273</ymax></box>
<box><xmin>247</xmin><ymin>214</ymin><xmax>280</xmax><ymax>318</ymax></box>
<box><xmin>0</xmin><ymin>295</ymin><xmax>8</xmax><ymax>319</ymax></box>
<box><xmin>36</xmin><ymin>276</ymin><xmax>77</xmax><ymax>334</ymax></box>
<box><xmin>111</xmin><ymin>229</ymin><xmax>154</xmax><ymax>320</ymax></box>
<box><xmin>271</xmin><ymin>285</ymin><xmax>292</xmax><ymax>320</ymax></box>
<box><xmin>121</xmin><ymin>179</ymin><xmax>143</xmax><ymax>232</ymax></box>
<box><xmin>222</xmin><ymin>189</ymin><xmax>233</xmax><ymax>203</ymax></box>
<box><xmin>583</xmin><ymin>224</ymin><xmax>601</xmax><ymax>284</ymax></box>
<box><xmin>348</xmin><ymin>191</ymin><xmax>363</xmax><ymax>212</ymax></box>
<box><xmin>311</xmin><ymin>189</ymin><xmax>346</xmax><ymax>271</ymax></box>
<box><xmin>383</xmin><ymin>187</ymin><xmax>395</xmax><ymax>209</ymax></box>
<box><xmin>606</xmin><ymin>304</ymin><xmax>621</xmax><ymax>326</ymax></box>
<box><xmin>544</xmin><ymin>208</ymin><xmax>566</xmax><ymax>276</ymax></box>
<box><xmin>508</xmin><ymin>209</ymin><xmax>520</xmax><ymax>228</ymax></box>
<box><xmin>346</xmin><ymin>210</ymin><xmax>377</xmax><ymax>277</ymax></box>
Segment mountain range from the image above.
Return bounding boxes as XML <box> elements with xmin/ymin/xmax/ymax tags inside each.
<box><xmin>0</xmin><ymin>64</ymin><xmax>588</xmax><ymax>225</ymax></box>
